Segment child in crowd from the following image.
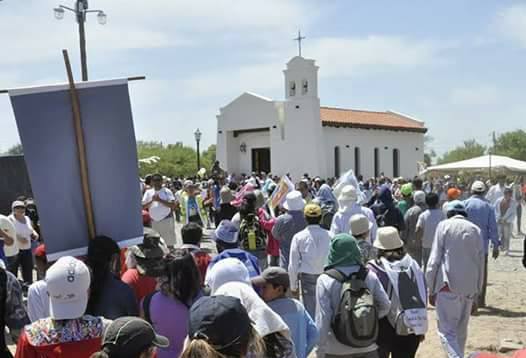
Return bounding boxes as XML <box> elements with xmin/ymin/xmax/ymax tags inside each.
<box><xmin>206</xmin><ymin>220</ymin><xmax>261</xmax><ymax>279</ymax></box>
<box><xmin>252</xmin><ymin>267</ymin><xmax>319</xmax><ymax>358</ymax></box>
<box><xmin>180</xmin><ymin>222</ymin><xmax>212</xmax><ymax>285</ymax></box>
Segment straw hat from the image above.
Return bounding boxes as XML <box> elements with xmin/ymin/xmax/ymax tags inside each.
<box><xmin>374</xmin><ymin>227</ymin><xmax>404</xmax><ymax>251</ymax></box>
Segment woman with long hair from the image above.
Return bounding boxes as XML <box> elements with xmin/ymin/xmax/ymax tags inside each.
<box><xmin>85</xmin><ymin>236</ymin><xmax>138</xmax><ymax>319</ymax></box>
<box><xmin>181</xmin><ymin>295</ymin><xmax>264</xmax><ymax>358</ymax></box>
<box><xmin>141</xmin><ymin>250</ymin><xmax>201</xmax><ymax>358</ymax></box>
<box><xmin>90</xmin><ymin>316</ymin><xmax>169</xmax><ymax>358</ymax></box>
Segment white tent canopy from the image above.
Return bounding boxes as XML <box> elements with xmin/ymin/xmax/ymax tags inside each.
<box><xmin>423</xmin><ymin>155</ymin><xmax>526</xmax><ymax>176</ymax></box>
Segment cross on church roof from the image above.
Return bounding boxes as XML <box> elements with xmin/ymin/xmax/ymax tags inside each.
<box><xmin>293</xmin><ymin>30</ymin><xmax>306</xmax><ymax>57</ymax></box>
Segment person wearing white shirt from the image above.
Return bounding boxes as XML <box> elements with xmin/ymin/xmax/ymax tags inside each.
<box><xmin>8</xmin><ymin>200</ymin><xmax>38</xmax><ymax>284</ymax></box>
<box><xmin>426</xmin><ymin>200</ymin><xmax>485</xmax><ymax>358</ymax></box>
<box><xmin>0</xmin><ymin>215</ymin><xmax>16</xmax><ymax>263</ymax></box>
<box><xmin>142</xmin><ymin>173</ymin><xmax>177</xmax><ymax>247</ymax></box>
<box><xmin>289</xmin><ymin>203</ymin><xmax>331</xmax><ymax>319</ymax></box>
<box><xmin>495</xmin><ymin>187</ymin><xmax>517</xmax><ymax>256</ymax></box>
<box><xmin>330</xmin><ymin>185</ymin><xmax>377</xmax><ymax>243</ymax></box>
<box><xmin>486</xmin><ymin>176</ymin><xmax>506</xmax><ymax>206</ymax></box>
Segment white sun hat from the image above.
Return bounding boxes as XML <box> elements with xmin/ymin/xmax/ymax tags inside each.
<box><xmin>374</xmin><ymin>227</ymin><xmax>404</xmax><ymax>251</ymax></box>
<box><xmin>283</xmin><ymin>190</ymin><xmax>306</xmax><ymax>211</ymax></box>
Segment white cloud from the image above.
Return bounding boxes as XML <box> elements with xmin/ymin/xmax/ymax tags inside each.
<box><xmin>181</xmin><ymin>35</ymin><xmax>448</xmax><ymax>100</ymax></box>
<box><xmin>449</xmin><ymin>86</ymin><xmax>501</xmax><ymax>106</ymax></box>
<box><xmin>496</xmin><ymin>4</ymin><xmax>526</xmax><ymax>47</ymax></box>
<box><xmin>309</xmin><ymin>35</ymin><xmax>446</xmax><ymax>78</ymax></box>
<box><xmin>0</xmin><ymin>0</ymin><xmax>314</xmax><ymax>66</ymax></box>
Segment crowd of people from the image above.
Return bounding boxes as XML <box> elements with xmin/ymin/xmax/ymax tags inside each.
<box><xmin>0</xmin><ymin>165</ymin><xmax>525</xmax><ymax>358</ymax></box>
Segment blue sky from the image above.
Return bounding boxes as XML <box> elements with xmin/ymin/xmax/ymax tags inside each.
<box><xmin>1</xmin><ymin>0</ymin><xmax>525</xmax><ymax>155</ymax></box>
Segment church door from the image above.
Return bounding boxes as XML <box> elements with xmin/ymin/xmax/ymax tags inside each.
<box><xmin>251</xmin><ymin>148</ymin><xmax>271</xmax><ymax>174</ymax></box>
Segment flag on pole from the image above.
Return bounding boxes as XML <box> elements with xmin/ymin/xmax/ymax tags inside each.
<box><xmin>269</xmin><ymin>175</ymin><xmax>295</xmax><ymax>209</ymax></box>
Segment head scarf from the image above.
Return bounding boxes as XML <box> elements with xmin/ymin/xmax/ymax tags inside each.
<box><xmin>316</xmin><ymin>184</ymin><xmax>338</xmax><ymax>208</ymax></box>
<box><xmin>378</xmin><ymin>184</ymin><xmax>394</xmax><ymax>207</ymax></box>
<box><xmin>214</xmin><ymin>281</ymin><xmax>289</xmax><ymax>338</ymax></box>
<box><xmin>205</xmin><ymin>258</ymin><xmax>250</xmax><ymax>293</ymax></box>
<box><xmin>325</xmin><ymin>233</ymin><xmax>363</xmax><ymax>270</ymax></box>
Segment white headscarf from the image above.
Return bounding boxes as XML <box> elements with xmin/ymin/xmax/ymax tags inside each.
<box><xmin>214</xmin><ymin>281</ymin><xmax>289</xmax><ymax>337</ymax></box>
<box><xmin>205</xmin><ymin>258</ymin><xmax>250</xmax><ymax>293</ymax></box>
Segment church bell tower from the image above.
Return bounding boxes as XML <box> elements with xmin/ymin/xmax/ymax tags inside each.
<box><xmin>280</xmin><ymin>53</ymin><xmax>327</xmax><ymax>179</ymax></box>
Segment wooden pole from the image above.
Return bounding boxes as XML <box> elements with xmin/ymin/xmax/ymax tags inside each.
<box><xmin>62</xmin><ymin>49</ymin><xmax>96</xmax><ymax>239</ymax></box>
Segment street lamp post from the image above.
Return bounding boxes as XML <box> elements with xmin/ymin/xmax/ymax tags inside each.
<box><xmin>54</xmin><ymin>1</ymin><xmax>107</xmax><ymax>81</ymax></box>
<box><xmin>194</xmin><ymin>129</ymin><xmax>202</xmax><ymax>172</ymax></box>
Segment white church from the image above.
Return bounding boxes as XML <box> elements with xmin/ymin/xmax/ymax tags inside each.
<box><xmin>216</xmin><ymin>55</ymin><xmax>427</xmax><ymax>181</ymax></box>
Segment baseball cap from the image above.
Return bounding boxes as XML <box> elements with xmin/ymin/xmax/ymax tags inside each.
<box><xmin>102</xmin><ymin>316</ymin><xmax>169</xmax><ymax>356</ymax></box>
<box><xmin>447</xmin><ymin>200</ymin><xmax>467</xmax><ymax>215</ymax></box>
<box><xmin>471</xmin><ymin>180</ymin><xmax>486</xmax><ymax>193</ymax></box>
<box><xmin>349</xmin><ymin>214</ymin><xmax>372</xmax><ymax>237</ymax></box>
<box><xmin>251</xmin><ymin>267</ymin><xmax>290</xmax><ymax>289</ymax></box>
<box><xmin>304</xmin><ymin>203</ymin><xmax>322</xmax><ymax>218</ymax></box>
<box><xmin>46</xmin><ymin>256</ymin><xmax>91</xmax><ymax>320</ymax></box>
<box><xmin>11</xmin><ymin>201</ymin><xmax>25</xmax><ymax>210</ymax></box>
<box><xmin>213</xmin><ymin>220</ymin><xmax>239</xmax><ymax>244</ymax></box>
<box><xmin>188</xmin><ymin>295</ymin><xmax>252</xmax><ymax>356</ymax></box>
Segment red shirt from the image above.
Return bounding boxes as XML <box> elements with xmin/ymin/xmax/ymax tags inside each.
<box><xmin>15</xmin><ymin>316</ymin><xmax>107</xmax><ymax>358</ymax></box>
<box><xmin>121</xmin><ymin>268</ymin><xmax>157</xmax><ymax>303</ymax></box>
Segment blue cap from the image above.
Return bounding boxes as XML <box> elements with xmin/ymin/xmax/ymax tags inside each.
<box><xmin>214</xmin><ymin>220</ymin><xmax>239</xmax><ymax>244</ymax></box>
<box><xmin>447</xmin><ymin>200</ymin><xmax>467</xmax><ymax>214</ymax></box>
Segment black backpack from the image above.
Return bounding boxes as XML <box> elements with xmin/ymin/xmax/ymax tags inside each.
<box><xmin>239</xmin><ymin>213</ymin><xmax>266</xmax><ymax>252</ymax></box>
<box><xmin>325</xmin><ymin>267</ymin><xmax>379</xmax><ymax>348</ymax></box>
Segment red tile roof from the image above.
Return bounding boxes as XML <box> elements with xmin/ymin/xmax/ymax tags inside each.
<box><xmin>320</xmin><ymin>106</ymin><xmax>427</xmax><ymax>133</ymax></box>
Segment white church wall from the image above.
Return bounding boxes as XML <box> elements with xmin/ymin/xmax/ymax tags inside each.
<box><xmin>236</xmin><ymin>131</ymin><xmax>271</xmax><ymax>175</ymax></box>
<box><xmin>323</xmin><ymin>127</ymin><xmax>424</xmax><ymax>179</ymax></box>
<box><xmin>217</xmin><ymin>93</ymin><xmax>278</xmax><ymax>132</ymax></box>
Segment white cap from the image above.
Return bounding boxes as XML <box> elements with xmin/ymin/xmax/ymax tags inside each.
<box><xmin>471</xmin><ymin>180</ymin><xmax>486</xmax><ymax>193</ymax></box>
<box><xmin>11</xmin><ymin>201</ymin><xmax>25</xmax><ymax>210</ymax></box>
<box><xmin>46</xmin><ymin>256</ymin><xmax>91</xmax><ymax>320</ymax></box>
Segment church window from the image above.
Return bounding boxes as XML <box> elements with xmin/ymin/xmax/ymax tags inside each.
<box><xmin>302</xmin><ymin>79</ymin><xmax>308</xmax><ymax>94</ymax></box>
<box><xmin>289</xmin><ymin>81</ymin><xmax>296</xmax><ymax>96</ymax></box>
<box><xmin>334</xmin><ymin>146</ymin><xmax>341</xmax><ymax>178</ymax></box>
<box><xmin>374</xmin><ymin>148</ymin><xmax>380</xmax><ymax>178</ymax></box>
<box><xmin>354</xmin><ymin>147</ymin><xmax>361</xmax><ymax>176</ymax></box>
<box><xmin>393</xmin><ymin>149</ymin><xmax>400</xmax><ymax>178</ymax></box>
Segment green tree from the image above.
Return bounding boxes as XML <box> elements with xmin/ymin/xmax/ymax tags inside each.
<box><xmin>493</xmin><ymin>130</ymin><xmax>526</xmax><ymax>161</ymax></box>
<box><xmin>424</xmin><ymin>135</ymin><xmax>436</xmax><ymax>166</ymax></box>
<box><xmin>201</xmin><ymin>144</ymin><xmax>216</xmax><ymax>170</ymax></box>
<box><xmin>5</xmin><ymin>143</ymin><xmax>23</xmax><ymax>155</ymax></box>
<box><xmin>438</xmin><ymin>139</ymin><xmax>487</xmax><ymax>164</ymax></box>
